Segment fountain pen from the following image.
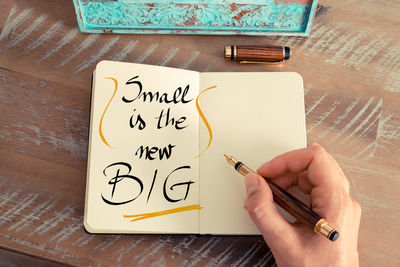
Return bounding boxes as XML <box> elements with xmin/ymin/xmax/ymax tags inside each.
<box><xmin>224</xmin><ymin>154</ymin><xmax>339</xmax><ymax>242</ymax></box>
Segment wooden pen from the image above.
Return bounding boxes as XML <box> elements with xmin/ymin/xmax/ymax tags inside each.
<box><xmin>224</xmin><ymin>45</ymin><xmax>291</xmax><ymax>64</ymax></box>
<box><xmin>224</xmin><ymin>154</ymin><xmax>339</xmax><ymax>242</ymax></box>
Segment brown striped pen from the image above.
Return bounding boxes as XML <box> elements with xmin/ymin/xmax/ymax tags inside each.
<box><xmin>224</xmin><ymin>154</ymin><xmax>339</xmax><ymax>242</ymax></box>
<box><xmin>224</xmin><ymin>45</ymin><xmax>291</xmax><ymax>64</ymax></box>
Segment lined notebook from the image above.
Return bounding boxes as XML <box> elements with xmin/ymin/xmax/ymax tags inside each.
<box><xmin>84</xmin><ymin>60</ymin><xmax>306</xmax><ymax>234</ymax></box>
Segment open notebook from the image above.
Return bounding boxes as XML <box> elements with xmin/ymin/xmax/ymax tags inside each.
<box><xmin>84</xmin><ymin>60</ymin><xmax>306</xmax><ymax>234</ymax></box>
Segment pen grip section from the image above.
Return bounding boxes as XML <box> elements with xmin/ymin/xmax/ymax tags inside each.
<box><xmin>265</xmin><ymin>178</ymin><xmax>320</xmax><ymax>227</ymax></box>
<box><xmin>236</xmin><ymin>46</ymin><xmax>284</xmax><ymax>62</ymax></box>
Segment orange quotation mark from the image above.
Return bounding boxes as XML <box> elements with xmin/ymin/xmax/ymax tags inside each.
<box><xmin>99</xmin><ymin>77</ymin><xmax>118</xmax><ymax>148</ymax></box>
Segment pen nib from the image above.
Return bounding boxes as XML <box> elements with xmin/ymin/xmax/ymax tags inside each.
<box><xmin>224</xmin><ymin>154</ymin><xmax>237</xmax><ymax>166</ymax></box>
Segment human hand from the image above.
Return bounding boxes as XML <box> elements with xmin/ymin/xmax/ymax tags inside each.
<box><xmin>244</xmin><ymin>144</ymin><xmax>361</xmax><ymax>267</ymax></box>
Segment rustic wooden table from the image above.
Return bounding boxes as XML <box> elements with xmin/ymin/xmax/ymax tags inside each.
<box><xmin>1</xmin><ymin>0</ymin><xmax>399</xmax><ymax>266</ymax></box>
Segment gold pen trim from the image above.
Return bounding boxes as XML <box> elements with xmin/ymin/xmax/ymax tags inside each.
<box><xmin>239</xmin><ymin>60</ymin><xmax>284</xmax><ymax>64</ymax></box>
<box><xmin>237</xmin><ymin>162</ymin><xmax>254</xmax><ymax>176</ymax></box>
<box><xmin>314</xmin><ymin>219</ymin><xmax>339</xmax><ymax>241</ymax></box>
<box><xmin>224</xmin><ymin>46</ymin><xmax>232</xmax><ymax>60</ymax></box>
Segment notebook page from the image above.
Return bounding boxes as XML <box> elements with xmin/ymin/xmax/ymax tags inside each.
<box><xmin>198</xmin><ymin>72</ymin><xmax>307</xmax><ymax>234</ymax></box>
<box><xmin>84</xmin><ymin>61</ymin><xmax>200</xmax><ymax>233</ymax></box>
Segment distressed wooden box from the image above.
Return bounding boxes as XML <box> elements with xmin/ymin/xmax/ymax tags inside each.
<box><xmin>73</xmin><ymin>0</ymin><xmax>318</xmax><ymax>36</ymax></box>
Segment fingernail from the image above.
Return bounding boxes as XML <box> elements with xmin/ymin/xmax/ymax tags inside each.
<box><xmin>310</xmin><ymin>142</ymin><xmax>325</xmax><ymax>152</ymax></box>
<box><xmin>245</xmin><ymin>174</ymin><xmax>259</xmax><ymax>196</ymax></box>
<box><xmin>257</xmin><ymin>160</ymin><xmax>270</xmax><ymax>173</ymax></box>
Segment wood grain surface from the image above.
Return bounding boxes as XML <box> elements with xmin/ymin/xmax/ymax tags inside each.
<box><xmin>1</xmin><ymin>0</ymin><xmax>399</xmax><ymax>266</ymax></box>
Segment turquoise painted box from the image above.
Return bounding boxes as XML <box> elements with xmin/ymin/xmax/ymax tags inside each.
<box><xmin>73</xmin><ymin>0</ymin><xmax>318</xmax><ymax>36</ymax></box>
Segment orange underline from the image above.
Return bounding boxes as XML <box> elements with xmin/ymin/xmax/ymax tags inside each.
<box><xmin>123</xmin><ymin>204</ymin><xmax>203</xmax><ymax>222</ymax></box>
<box><xmin>194</xmin><ymin>85</ymin><xmax>216</xmax><ymax>158</ymax></box>
<box><xmin>99</xmin><ymin>77</ymin><xmax>118</xmax><ymax>148</ymax></box>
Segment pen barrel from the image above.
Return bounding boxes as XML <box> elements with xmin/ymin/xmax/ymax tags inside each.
<box><xmin>229</xmin><ymin>157</ymin><xmax>338</xmax><ymax>241</ymax></box>
<box><xmin>265</xmin><ymin>178</ymin><xmax>321</xmax><ymax>227</ymax></box>
<box><xmin>233</xmin><ymin>46</ymin><xmax>288</xmax><ymax>62</ymax></box>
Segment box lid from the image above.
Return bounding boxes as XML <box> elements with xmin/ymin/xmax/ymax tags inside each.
<box><xmin>73</xmin><ymin>0</ymin><xmax>318</xmax><ymax>36</ymax></box>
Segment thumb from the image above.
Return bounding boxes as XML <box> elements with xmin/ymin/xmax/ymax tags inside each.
<box><xmin>244</xmin><ymin>173</ymin><xmax>298</xmax><ymax>247</ymax></box>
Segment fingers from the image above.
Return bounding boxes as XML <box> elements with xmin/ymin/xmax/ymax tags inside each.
<box><xmin>262</xmin><ymin>171</ymin><xmax>313</xmax><ymax>194</ymax></box>
<box><xmin>244</xmin><ymin>173</ymin><xmax>299</xmax><ymax>248</ymax></box>
<box><xmin>258</xmin><ymin>144</ymin><xmax>349</xmax><ymax>194</ymax></box>
<box><xmin>257</xmin><ymin>144</ymin><xmax>353</xmax><ymax>221</ymax></box>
